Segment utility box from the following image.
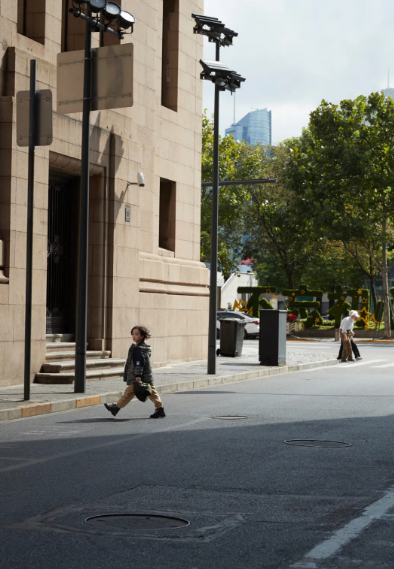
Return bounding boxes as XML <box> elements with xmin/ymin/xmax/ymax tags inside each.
<box><xmin>259</xmin><ymin>309</ymin><xmax>287</xmax><ymax>366</ymax></box>
<box><xmin>218</xmin><ymin>318</ymin><xmax>245</xmax><ymax>357</ymax></box>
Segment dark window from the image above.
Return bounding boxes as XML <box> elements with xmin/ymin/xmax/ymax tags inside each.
<box><xmin>159</xmin><ymin>178</ymin><xmax>176</xmax><ymax>252</ymax></box>
<box><xmin>161</xmin><ymin>0</ymin><xmax>179</xmax><ymax>111</ymax></box>
<box><xmin>18</xmin><ymin>0</ymin><xmax>46</xmax><ymax>45</ymax></box>
<box><xmin>62</xmin><ymin>0</ymin><xmax>87</xmax><ymax>52</ymax></box>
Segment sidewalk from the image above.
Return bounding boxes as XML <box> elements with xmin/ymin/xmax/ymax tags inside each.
<box><xmin>0</xmin><ymin>344</ymin><xmax>338</xmax><ymax>422</ymax></box>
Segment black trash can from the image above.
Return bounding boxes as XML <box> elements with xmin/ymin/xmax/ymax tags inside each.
<box><xmin>259</xmin><ymin>309</ymin><xmax>287</xmax><ymax>366</ymax></box>
<box><xmin>217</xmin><ymin>318</ymin><xmax>246</xmax><ymax>357</ymax></box>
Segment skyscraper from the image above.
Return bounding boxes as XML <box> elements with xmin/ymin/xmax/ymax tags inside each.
<box><xmin>382</xmin><ymin>87</ymin><xmax>394</xmax><ymax>99</ymax></box>
<box><xmin>225</xmin><ymin>108</ymin><xmax>272</xmax><ymax>146</ymax></box>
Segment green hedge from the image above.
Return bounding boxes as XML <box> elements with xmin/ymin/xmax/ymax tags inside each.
<box><xmin>237</xmin><ymin>286</ymin><xmax>277</xmax><ymax>317</ymax></box>
<box><xmin>282</xmin><ymin>284</ymin><xmax>323</xmax><ymax>326</ymax></box>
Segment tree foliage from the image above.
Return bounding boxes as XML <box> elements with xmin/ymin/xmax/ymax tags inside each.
<box><xmin>287</xmin><ymin>93</ymin><xmax>394</xmax><ymax>336</ymax></box>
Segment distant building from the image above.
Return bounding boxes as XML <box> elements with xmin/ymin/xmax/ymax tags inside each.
<box><xmin>225</xmin><ymin>108</ymin><xmax>272</xmax><ymax>146</ymax></box>
<box><xmin>382</xmin><ymin>88</ymin><xmax>394</xmax><ymax>99</ymax></box>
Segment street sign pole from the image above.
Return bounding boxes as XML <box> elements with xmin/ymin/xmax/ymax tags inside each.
<box><xmin>207</xmin><ymin>42</ymin><xmax>221</xmax><ymax>375</ymax></box>
<box><xmin>23</xmin><ymin>59</ymin><xmax>37</xmax><ymax>400</ymax></box>
<box><xmin>74</xmin><ymin>11</ymin><xmax>92</xmax><ymax>394</ymax></box>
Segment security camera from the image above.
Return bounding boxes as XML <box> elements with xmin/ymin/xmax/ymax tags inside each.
<box><xmin>137</xmin><ymin>172</ymin><xmax>145</xmax><ymax>187</ymax></box>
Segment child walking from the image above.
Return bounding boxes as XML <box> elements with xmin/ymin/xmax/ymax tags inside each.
<box><xmin>104</xmin><ymin>326</ymin><xmax>166</xmax><ymax>419</ymax></box>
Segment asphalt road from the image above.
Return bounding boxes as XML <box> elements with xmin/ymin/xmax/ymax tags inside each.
<box><xmin>1</xmin><ymin>341</ymin><xmax>394</xmax><ymax>569</ymax></box>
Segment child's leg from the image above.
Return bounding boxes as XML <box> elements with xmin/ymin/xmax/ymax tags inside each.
<box><xmin>117</xmin><ymin>385</ymin><xmax>135</xmax><ymax>408</ymax></box>
<box><xmin>149</xmin><ymin>385</ymin><xmax>163</xmax><ymax>408</ymax></box>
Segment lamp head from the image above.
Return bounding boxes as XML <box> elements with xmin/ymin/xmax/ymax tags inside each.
<box><xmin>117</xmin><ymin>10</ymin><xmax>135</xmax><ymax>30</ymax></box>
<box><xmin>87</xmin><ymin>0</ymin><xmax>106</xmax><ymax>13</ymax></box>
<box><xmin>102</xmin><ymin>2</ymin><xmax>121</xmax><ymax>21</ymax></box>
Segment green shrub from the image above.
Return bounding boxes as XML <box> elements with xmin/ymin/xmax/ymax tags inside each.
<box><xmin>328</xmin><ymin>285</ymin><xmax>351</xmax><ymax>327</ymax></box>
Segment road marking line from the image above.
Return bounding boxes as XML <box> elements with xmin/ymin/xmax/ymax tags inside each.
<box><xmin>346</xmin><ymin>360</ymin><xmax>387</xmax><ymax>368</ymax></box>
<box><xmin>302</xmin><ymin>359</ymin><xmax>386</xmax><ymax>372</ymax></box>
<box><xmin>370</xmin><ymin>362</ymin><xmax>394</xmax><ymax>368</ymax></box>
<box><xmin>290</xmin><ymin>483</ymin><xmax>394</xmax><ymax>567</ymax></box>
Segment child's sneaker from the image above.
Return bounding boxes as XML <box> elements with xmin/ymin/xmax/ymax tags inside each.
<box><xmin>150</xmin><ymin>407</ymin><xmax>166</xmax><ymax>419</ymax></box>
<box><xmin>104</xmin><ymin>403</ymin><xmax>120</xmax><ymax>417</ymax></box>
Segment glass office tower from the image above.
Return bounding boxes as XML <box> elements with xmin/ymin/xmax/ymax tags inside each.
<box><xmin>225</xmin><ymin>108</ymin><xmax>272</xmax><ymax>146</ymax></box>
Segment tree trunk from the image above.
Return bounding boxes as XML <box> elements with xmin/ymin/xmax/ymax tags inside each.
<box><xmin>381</xmin><ymin>217</ymin><xmax>391</xmax><ymax>338</ymax></box>
<box><xmin>286</xmin><ymin>270</ymin><xmax>294</xmax><ymax>289</ymax></box>
<box><xmin>369</xmin><ymin>275</ymin><xmax>377</xmax><ymax>312</ymax></box>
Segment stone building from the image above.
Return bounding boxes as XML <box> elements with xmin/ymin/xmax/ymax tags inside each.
<box><xmin>0</xmin><ymin>0</ymin><xmax>208</xmax><ymax>387</ymax></box>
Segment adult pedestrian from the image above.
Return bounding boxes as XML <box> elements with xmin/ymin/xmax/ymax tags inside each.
<box><xmin>104</xmin><ymin>326</ymin><xmax>166</xmax><ymax>419</ymax></box>
<box><xmin>339</xmin><ymin>311</ymin><xmax>360</xmax><ymax>362</ymax></box>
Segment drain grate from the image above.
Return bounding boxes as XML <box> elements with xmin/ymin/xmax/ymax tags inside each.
<box><xmin>212</xmin><ymin>416</ymin><xmax>248</xmax><ymax>420</ymax></box>
<box><xmin>85</xmin><ymin>514</ymin><xmax>189</xmax><ymax>531</ymax></box>
<box><xmin>284</xmin><ymin>439</ymin><xmax>352</xmax><ymax>448</ymax></box>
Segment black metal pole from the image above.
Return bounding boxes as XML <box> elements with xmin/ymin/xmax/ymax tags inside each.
<box><xmin>74</xmin><ymin>12</ymin><xmax>92</xmax><ymax>393</ymax></box>
<box><xmin>207</xmin><ymin>41</ymin><xmax>221</xmax><ymax>375</ymax></box>
<box><xmin>201</xmin><ymin>178</ymin><xmax>277</xmax><ymax>187</ymax></box>
<box><xmin>23</xmin><ymin>59</ymin><xmax>37</xmax><ymax>401</ymax></box>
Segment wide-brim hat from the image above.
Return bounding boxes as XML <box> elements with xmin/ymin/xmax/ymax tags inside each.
<box><xmin>350</xmin><ymin>310</ymin><xmax>360</xmax><ymax>318</ymax></box>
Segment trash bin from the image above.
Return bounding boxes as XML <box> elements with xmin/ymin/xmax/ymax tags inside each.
<box><xmin>259</xmin><ymin>309</ymin><xmax>286</xmax><ymax>366</ymax></box>
<box><xmin>217</xmin><ymin>318</ymin><xmax>246</xmax><ymax>357</ymax></box>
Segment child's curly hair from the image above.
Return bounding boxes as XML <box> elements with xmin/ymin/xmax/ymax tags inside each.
<box><xmin>131</xmin><ymin>326</ymin><xmax>151</xmax><ymax>340</ymax></box>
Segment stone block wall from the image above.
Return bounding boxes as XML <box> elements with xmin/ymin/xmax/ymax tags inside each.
<box><xmin>0</xmin><ymin>0</ymin><xmax>208</xmax><ymax>387</ymax></box>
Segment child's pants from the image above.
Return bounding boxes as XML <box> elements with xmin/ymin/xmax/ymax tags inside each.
<box><xmin>117</xmin><ymin>384</ymin><xmax>163</xmax><ymax>409</ymax></box>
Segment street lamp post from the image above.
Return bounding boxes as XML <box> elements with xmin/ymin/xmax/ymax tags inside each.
<box><xmin>69</xmin><ymin>1</ymin><xmax>135</xmax><ymax>393</ymax></box>
<box><xmin>192</xmin><ymin>14</ymin><xmax>245</xmax><ymax>374</ymax></box>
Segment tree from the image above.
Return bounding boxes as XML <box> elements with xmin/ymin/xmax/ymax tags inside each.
<box><xmin>243</xmin><ymin>141</ymin><xmax>325</xmax><ymax>288</ymax></box>
<box><xmin>201</xmin><ymin>112</ymin><xmax>251</xmax><ymax>277</ymax></box>
<box><xmin>287</xmin><ymin>93</ymin><xmax>394</xmax><ymax>337</ymax></box>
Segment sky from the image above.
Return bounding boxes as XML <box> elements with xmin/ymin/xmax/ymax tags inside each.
<box><xmin>202</xmin><ymin>0</ymin><xmax>394</xmax><ymax>143</ymax></box>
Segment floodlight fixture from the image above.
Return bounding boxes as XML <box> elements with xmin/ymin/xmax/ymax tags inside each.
<box><xmin>102</xmin><ymin>2</ymin><xmax>121</xmax><ymax>21</ymax></box>
<box><xmin>199</xmin><ymin>60</ymin><xmax>245</xmax><ymax>92</ymax></box>
<box><xmin>191</xmin><ymin>13</ymin><xmax>237</xmax><ymax>47</ymax></box>
<box><xmin>220</xmin><ymin>27</ymin><xmax>238</xmax><ymax>47</ymax></box>
<box><xmin>87</xmin><ymin>0</ymin><xmax>106</xmax><ymax>13</ymax></box>
<box><xmin>117</xmin><ymin>10</ymin><xmax>135</xmax><ymax>30</ymax></box>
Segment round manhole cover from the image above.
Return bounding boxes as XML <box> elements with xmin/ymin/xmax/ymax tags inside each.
<box><xmin>212</xmin><ymin>416</ymin><xmax>248</xmax><ymax>420</ymax></box>
<box><xmin>85</xmin><ymin>514</ymin><xmax>190</xmax><ymax>531</ymax></box>
<box><xmin>284</xmin><ymin>439</ymin><xmax>352</xmax><ymax>448</ymax></box>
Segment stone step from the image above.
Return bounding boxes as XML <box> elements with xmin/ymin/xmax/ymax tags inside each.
<box><xmin>46</xmin><ymin>334</ymin><xmax>75</xmax><ymax>343</ymax></box>
<box><xmin>34</xmin><ymin>367</ymin><xmax>125</xmax><ymax>385</ymax></box>
<box><xmin>41</xmin><ymin>358</ymin><xmax>125</xmax><ymax>373</ymax></box>
<box><xmin>45</xmin><ymin>350</ymin><xmax>111</xmax><ymax>361</ymax></box>
<box><xmin>46</xmin><ymin>342</ymin><xmax>77</xmax><ymax>352</ymax></box>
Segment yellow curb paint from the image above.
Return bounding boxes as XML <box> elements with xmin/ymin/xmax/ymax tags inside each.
<box><xmin>76</xmin><ymin>396</ymin><xmax>101</xmax><ymax>408</ymax></box>
<box><xmin>21</xmin><ymin>403</ymin><xmax>51</xmax><ymax>417</ymax></box>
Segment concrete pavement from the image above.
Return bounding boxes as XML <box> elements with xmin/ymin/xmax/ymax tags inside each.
<box><xmin>1</xmin><ymin>341</ymin><xmax>394</xmax><ymax>568</ymax></box>
<box><xmin>0</xmin><ymin>341</ymin><xmax>338</xmax><ymax>422</ymax></box>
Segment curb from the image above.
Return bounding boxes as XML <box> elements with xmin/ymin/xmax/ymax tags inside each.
<box><xmin>0</xmin><ymin>358</ymin><xmax>338</xmax><ymax>423</ymax></box>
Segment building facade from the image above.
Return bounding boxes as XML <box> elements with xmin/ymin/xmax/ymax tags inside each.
<box><xmin>0</xmin><ymin>0</ymin><xmax>208</xmax><ymax>387</ymax></box>
<box><xmin>225</xmin><ymin>108</ymin><xmax>272</xmax><ymax>146</ymax></box>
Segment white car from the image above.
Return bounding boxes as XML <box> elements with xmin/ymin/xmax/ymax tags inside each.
<box><xmin>217</xmin><ymin>311</ymin><xmax>260</xmax><ymax>339</ymax></box>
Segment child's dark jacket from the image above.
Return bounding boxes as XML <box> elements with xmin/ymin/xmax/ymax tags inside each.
<box><xmin>123</xmin><ymin>342</ymin><xmax>153</xmax><ymax>385</ymax></box>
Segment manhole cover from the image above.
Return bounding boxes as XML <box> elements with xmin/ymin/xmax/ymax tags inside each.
<box><xmin>85</xmin><ymin>514</ymin><xmax>190</xmax><ymax>531</ymax></box>
<box><xmin>284</xmin><ymin>439</ymin><xmax>352</xmax><ymax>448</ymax></box>
<box><xmin>212</xmin><ymin>416</ymin><xmax>248</xmax><ymax>420</ymax></box>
